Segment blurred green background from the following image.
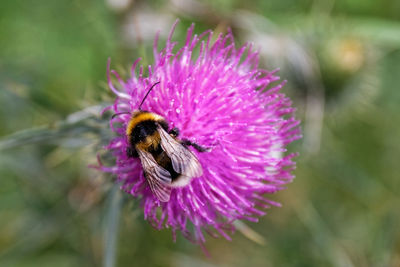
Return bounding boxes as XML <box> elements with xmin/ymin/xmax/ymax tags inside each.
<box><xmin>1</xmin><ymin>0</ymin><xmax>400</xmax><ymax>266</ymax></box>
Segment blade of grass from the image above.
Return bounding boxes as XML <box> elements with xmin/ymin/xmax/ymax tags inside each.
<box><xmin>0</xmin><ymin>104</ymin><xmax>109</xmax><ymax>151</ymax></box>
<box><xmin>103</xmin><ymin>185</ymin><xmax>123</xmax><ymax>267</ymax></box>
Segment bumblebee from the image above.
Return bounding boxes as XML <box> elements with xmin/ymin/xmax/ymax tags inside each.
<box><xmin>116</xmin><ymin>82</ymin><xmax>207</xmax><ymax>202</ymax></box>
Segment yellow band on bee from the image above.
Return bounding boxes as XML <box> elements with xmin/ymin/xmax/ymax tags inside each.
<box><xmin>126</xmin><ymin>111</ymin><xmax>164</xmax><ymax>137</ymax></box>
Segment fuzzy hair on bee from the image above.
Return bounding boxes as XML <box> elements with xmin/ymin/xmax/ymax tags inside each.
<box><xmin>116</xmin><ymin>82</ymin><xmax>207</xmax><ymax>202</ymax></box>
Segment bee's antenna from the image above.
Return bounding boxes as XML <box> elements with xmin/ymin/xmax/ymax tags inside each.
<box><xmin>111</xmin><ymin>112</ymin><xmax>131</xmax><ymax>119</ymax></box>
<box><xmin>138</xmin><ymin>81</ymin><xmax>160</xmax><ymax>110</ymax></box>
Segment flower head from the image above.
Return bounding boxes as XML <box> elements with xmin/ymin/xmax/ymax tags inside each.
<box><xmin>100</xmin><ymin>21</ymin><xmax>301</xmax><ymax>243</ymax></box>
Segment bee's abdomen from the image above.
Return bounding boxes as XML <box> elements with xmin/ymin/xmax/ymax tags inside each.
<box><xmin>155</xmin><ymin>151</ymin><xmax>181</xmax><ymax>180</ymax></box>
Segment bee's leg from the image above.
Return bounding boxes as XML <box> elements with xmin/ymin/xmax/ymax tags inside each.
<box><xmin>169</xmin><ymin>127</ymin><xmax>180</xmax><ymax>137</ymax></box>
<box><xmin>181</xmin><ymin>139</ymin><xmax>209</xmax><ymax>152</ymax></box>
<box><xmin>126</xmin><ymin>147</ymin><xmax>138</xmax><ymax>158</ymax></box>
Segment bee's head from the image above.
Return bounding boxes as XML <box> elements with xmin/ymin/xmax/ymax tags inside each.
<box><xmin>131</xmin><ymin>110</ymin><xmax>149</xmax><ymax>118</ymax></box>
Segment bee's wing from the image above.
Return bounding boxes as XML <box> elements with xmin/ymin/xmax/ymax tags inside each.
<box><xmin>137</xmin><ymin>148</ymin><xmax>171</xmax><ymax>202</ymax></box>
<box><xmin>157</xmin><ymin>125</ymin><xmax>203</xmax><ymax>179</ymax></box>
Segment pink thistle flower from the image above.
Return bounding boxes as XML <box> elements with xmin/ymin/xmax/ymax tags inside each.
<box><xmin>100</xmin><ymin>21</ymin><xmax>301</xmax><ymax>243</ymax></box>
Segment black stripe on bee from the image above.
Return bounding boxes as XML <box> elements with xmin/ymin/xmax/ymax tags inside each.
<box><xmin>130</xmin><ymin>120</ymin><xmax>159</xmax><ymax>145</ymax></box>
